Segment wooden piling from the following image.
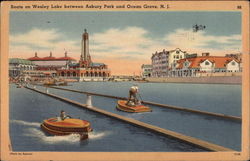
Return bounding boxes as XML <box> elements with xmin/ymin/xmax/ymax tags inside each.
<box><xmin>25</xmin><ymin>86</ymin><xmax>234</xmax><ymax>152</ymax></box>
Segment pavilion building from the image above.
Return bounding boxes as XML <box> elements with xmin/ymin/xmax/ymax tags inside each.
<box><xmin>28</xmin><ymin>51</ymin><xmax>77</xmax><ymax>77</ymax></box>
<box><xmin>57</xmin><ymin>29</ymin><xmax>110</xmax><ymax>81</ymax></box>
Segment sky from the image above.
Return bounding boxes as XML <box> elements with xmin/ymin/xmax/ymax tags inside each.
<box><xmin>9</xmin><ymin>11</ymin><xmax>241</xmax><ymax>75</ymax></box>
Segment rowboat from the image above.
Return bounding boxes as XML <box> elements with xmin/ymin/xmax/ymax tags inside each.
<box><xmin>116</xmin><ymin>100</ymin><xmax>152</xmax><ymax>113</ymax></box>
<box><xmin>41</xmin><ymin>117</ymin><xmax>92</xmax><ymax>140</ymax></box>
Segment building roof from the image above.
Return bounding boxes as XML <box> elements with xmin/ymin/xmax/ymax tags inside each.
<box><xmin>9</xmin><ymin>58</ymin><xmax>35</xmax><ymax>65</ymax></box>
<box><xmin>177</xmin><ymin>56</ymin><xmax>238</xmax><ymax>69</ymax></box>
<box><xmin>141</xmin><ymin>64</ymin><xmax>152</xmax><ymax>68</ymax></box>
<box><xmin>28</xmin><ymin>56</ymin><xmax>43</xmax><ymax>61</ymax></box>
<box><xmin>28</xmin><ymin>56</ymin><xmax>76</xmax><ymax>61</ymax></box>
<box><xmin>57</xmin><ymin>56</ymin><xmax>76</xmax><ymax>61</ymax></box>
<box><xmin>42</xmin><ymin>56</ymin><xmax>57</xmax><ymax>60</ymax></box>
<box><xmin>168</xmin><ymin>48</ymin><xmax>186</xmax><ymax>53</ymax></box>
<box><xmin>151</xmin><ymin>48</ymin><xmax>187</xmax><ymax>59</ymax></box>
<box><xmin>28</xmin><ymin>53</ymin><xmax>76</xmax><ymax>61</ymax></box>
<box><xmin>90</xmin><ymin>62</ymin><xmax>106</xmax><ymax>67</ymax></box>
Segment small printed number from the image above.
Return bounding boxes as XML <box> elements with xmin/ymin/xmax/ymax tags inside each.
<box><xmin>237</xmin><ymin>6</ymin><xmax>242</xmax><ymax>9</ymax></box>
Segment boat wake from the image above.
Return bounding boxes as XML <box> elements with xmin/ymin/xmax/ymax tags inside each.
<box><xmin>11</xmin><ymin>119</ymin><xmax>110</xmax><ymax>144</ymax></box>
<box><xmin>124</xmin><ymin>112</ymin><xmax>147</xmax><ymax>120</ymax></box>
<box><xmin>11</xmin><ymin>119</ymin><xmax>80</xmax><ymax>143</ymax></box>
<box><xmin>25</xmin><ymin>128</ymin><xmax>110</xmax><ymax>143</ymax></box>
<box><xmin>25</xmin><ymin>128</ymin><xmax>81</xmax><ymax>144</ymax></box>
<box><xmin>10</xmin><ymin>119</ymin><xmax>40</xmax><ymax>127</ymax></box>
<box><xmin>88</xmin><ymin>131</ymin><xmax>110</xmax><ymax>140</ymax></box>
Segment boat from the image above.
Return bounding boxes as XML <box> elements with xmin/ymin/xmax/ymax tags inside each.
<box><xmin>56</xmin><ymin>81</ymin><xmax>68</xmax><ymax>86</ymax></box>
<box><xmin>116</xmin><ymin>100</ymin><xmax>152</xmax><ymax>113</ymax></box>
<box><xmin>41</xmin><ymin>117</ymin><xmax>92</xmax><ymax>140</ymax></box>
<box><xmin>43</xmin><ymin>82</ymin><xmax>56</xmax><ymax>86</ymax></box>
<box><xmin>16</xmin><ymin>84</ymin><xmax>23</xmax><ymax>88</ymax></box>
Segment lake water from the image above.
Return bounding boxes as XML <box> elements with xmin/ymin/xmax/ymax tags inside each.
<box><xmin>9</xmin><ymin>82</ymin><xmax>241</xmax><ymax>151</ymax></box>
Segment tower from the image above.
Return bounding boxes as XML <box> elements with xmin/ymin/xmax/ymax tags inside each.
<box><xmin>81</xmin><ymin>29</ymin><xmax>89</xmax><ymax>61</ymax></box>
<box><xmin>80</xmin><ymin>29</ymin><xmax>91</xmax><ymax>67</ymax></box>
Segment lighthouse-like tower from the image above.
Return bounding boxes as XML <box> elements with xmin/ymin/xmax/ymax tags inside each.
<box><xmin>80</xmin><ymin>29</ymin><xmax>91</xmax><ymax>67</ymax></box>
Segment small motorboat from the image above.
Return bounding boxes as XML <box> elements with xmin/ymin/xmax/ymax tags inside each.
<box><xmin>116</xmin><ymin>100</ymin><xmax>152</xmax><ymax>113</ymax></box>
<box><xmin>16</xmin><ymin>84</ymin><xmax>23</xmax><ymax>88</ymax></box>
<box><xmin>56</xmin><ymin>81</ymin><xmax>68</xmax><ymax>86</ymax></box>
<box><xmin>43</xmin><ymin>82</ymin><xmax>56</xmax><ymax>86</ymax></box>
<box><xmin>41</xmin><ymin>117</ymin><xmax>92</xmax><ymax>140</ymax></box>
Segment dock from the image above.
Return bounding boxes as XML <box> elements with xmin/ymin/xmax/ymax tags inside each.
<box><xmin>26</xmin><ymin>86</ymin><xmax>234</xmax><ymax>152</ymax></box>
<box><xmin>47</xmin><ymin>86</ymin><xmax>241</xmax><ymax>121</ymax></box>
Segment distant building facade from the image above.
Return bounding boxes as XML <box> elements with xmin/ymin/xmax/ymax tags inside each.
<box><xmin>171</xmin><ymin>54</ymin><xmax>241</xmax><ymax>77</ymax></box>
<box><xmin>57</xmin><ymin>29</ymin><xmax>110</xmax><ymax>81</ymax></box>
<box><xmin>151</xmin><ymin>48</ymin><xmax>187</xmax><ymax>77</ymax></box>
<box><xmin>28</xmin><ymin>51</ymin><xmax>77</xmax><ymax>72</ymax></box>
<box><xmin>141</xmin><ymin>64</ymin><xmax>152</xmax><ymax>78</ymax></box>
<box><xmin>225</xmin><ymin>53</ymin><xmax>242</xmax><ymax>72</ymax></box>
<box><xmin>168</xmin><ymin>48</ymin><xmax>186</xmax><ymax>68</ymax></box>
<box><xmin>9</xmin><ymin>58</ymin><xmax>36</xmax><ymax>78</ymax></box>
<box><xmin>151</xmin><ymin>49</ymin><xmax>168</xmax><ymax>77</ymax></box>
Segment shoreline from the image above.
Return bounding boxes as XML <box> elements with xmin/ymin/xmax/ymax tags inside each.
<box><xmin>10</xmin><ymin>76</ymin><xmax>242</xmax><ymax>85</ymax></box>
<box><xmin>145</xmin><ymin>76</ymin><xmax>242</xmax><ymax>85</ymax></box>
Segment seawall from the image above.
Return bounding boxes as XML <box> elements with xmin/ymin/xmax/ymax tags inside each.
<box><xmin>146</xmin><ymin>76</ymin><xmax>242</xmax><ymax>84</ymax></box>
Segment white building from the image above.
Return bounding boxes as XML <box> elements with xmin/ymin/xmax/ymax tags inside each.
<box><xmin>168</xmin><ymin>48</ymin><xmax>186</xmax><ymax>68</ymax></box>
<box><xmin>171</xmin><ymin>55</ymin><xmax>241</xmax><ymax>77</ymax></box>
<box><xmin>226</xmin><ymin>59</ymin><xmax>240</xmax><ymax>72</ymax></box>
<box><xmin>225</xmin><ymin>53</ymin><xmax>242</xmax><ymax>72</ymax></box>
<box><xmin>151</xmin><ymin>50</ymin><xmax>169</xmax><ymax>77</ymax></box>
<box><xmin>9</xmin><ymin>58</ymin><xmax>36</xmax><ymax>78</ymax></box>
<box><xmin>141</xmin><ymin>64</ymin><xmax>152</xmax><ymax>78</ymax></box>
<box><xmin>151</xmin><ymin>48</ymin><xmax>188</xmax><ymax>77</ymax></box>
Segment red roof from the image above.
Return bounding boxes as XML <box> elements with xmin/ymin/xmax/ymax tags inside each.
<box><xmin>42</xmin><ymin>56</ymin><xmax>56</xmax><ymax>60</ymax></box>
<box><xmin>28</xmin><ymin>56</ymin><xmax>76</xmax><ymax>61</ymax></box>
<box><xmin>57</xmin><ymin>56</ymin><xmax>76</xmax><ymax>61</ymax></box>
<box><xmin>177</xmin><ymin>56</ymin><xmax>238</xmax><ymax>69</ymax></box>
<box><xmin>28</xmin><ymin>56</ymin><xmax>43</xmax><ymax>61</ymax></box>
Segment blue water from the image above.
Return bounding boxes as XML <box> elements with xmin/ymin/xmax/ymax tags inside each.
<box><xmin>9</xmin><ymin>82</ymin><xmax>242</xmax><ymax>151</ymax></box>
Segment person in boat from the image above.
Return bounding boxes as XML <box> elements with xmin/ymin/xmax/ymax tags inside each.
<box><xmin>127</xmin><ymin>84</ymin><xmax>140</xmax><ymax>106</ymax></box>
<box><xmin>60</xmin><ymin>110</ymin><xmax>72</xmax><ymax>120</ymax></box>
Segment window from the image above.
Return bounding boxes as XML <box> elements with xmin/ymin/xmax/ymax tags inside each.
<box><xmin>205</xmin><ymin>61</ymin><xmax>210</xmax><ymax>65</ymax></box>
<box><xmin>176</xmin><ymin>51</ymin><xmax>180</xmax><ymax>54</ymax></box>
<box><xmin>231</xmin><ymin>61</ymin><xmax>236</xmax><ymax>66</ymax></box>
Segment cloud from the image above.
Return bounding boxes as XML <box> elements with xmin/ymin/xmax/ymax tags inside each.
<box><xmin>90</xmin><ymin>27</ymin><xmax>165</xmax><ymax>59</ymax></box>
<box><xmin>92</xmin><ymin>27</ymin><xmax>152</xmax><ymax>50</ymax></box>
<box><xmin>10</xmin><ymin>28</ymin><xmax>80</xmax><ymax>58</ymax></box>
<box><xmin>90</xmin><ymin>27</ymin><xmax>241</xmax><ymax>61</ymax></box>
<box><xmin>10</xmin><ymin>28</ymin><xmax>62</xmax><ymax>48</ymax></box>
<box><xmin>164</xmin><ymin>28</ymin><xmax>241</xmax><ymax>52</ymax></box>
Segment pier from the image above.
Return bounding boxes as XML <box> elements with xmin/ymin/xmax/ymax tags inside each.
<box><xmin>46</xmin><ymin>86</ymin><xmax>241</xmax><ymax>122</ymax></box>
<box><xmin>25</xmin><ymin>86</ymin><xmax>234</xmax><ymax>152</ymax></box>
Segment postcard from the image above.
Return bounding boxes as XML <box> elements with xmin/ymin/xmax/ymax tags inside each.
<box><xmin>1</xmin><ymin>0</ymin><xmax>249</xmax><ymax>161</ymax></box>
